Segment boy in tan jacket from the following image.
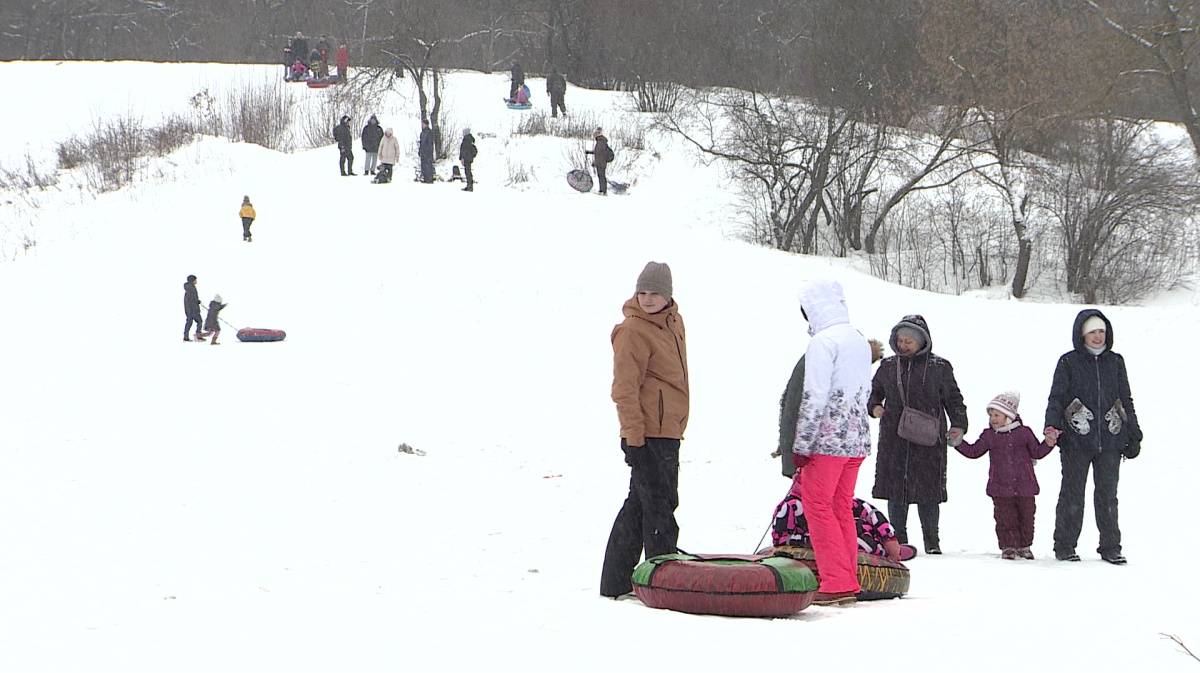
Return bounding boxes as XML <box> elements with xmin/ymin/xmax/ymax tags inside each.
<box><xmin>600</xmin><ymin>261</ymin><xmax>689</xmax><ymax>598</ymax></box>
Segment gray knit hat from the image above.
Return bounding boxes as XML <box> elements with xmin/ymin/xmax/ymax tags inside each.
<box><xmin>636</xmin><ymin>262</ymin><xmax>673</xmax><ymax>301</ymax></box>
<box><xmin>895</xmin><ymin>325</ymin><xmax>926</xmax><ymax>349</ymax></box>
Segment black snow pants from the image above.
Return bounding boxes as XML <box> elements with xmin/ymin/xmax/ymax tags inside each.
<box><xmin>600</xmin><ymin>437</ymin><xmax>680</xmax><ymax>597</ymax></box>
<box><xmin>1054</xmin><ymin>448</ymin><xmax>1122</xmax><ymax>557</ymax></box>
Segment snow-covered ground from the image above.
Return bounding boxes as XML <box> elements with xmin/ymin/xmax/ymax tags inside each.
<box><xmin>1</xmin><ymin>62</ymin><xmax>1198</xmax><ymax>672</ymax></box>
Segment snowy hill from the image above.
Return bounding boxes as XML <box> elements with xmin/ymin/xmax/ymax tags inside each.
<box><xmin>1</xmin><ymin>62</ymin><xmax>1198</xmax><ymax>672</ymax></box>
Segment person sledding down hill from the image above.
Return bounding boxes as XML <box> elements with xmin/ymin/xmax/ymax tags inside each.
<box><xmin>504</xmin><ymin>84</ymin><xmax>531</xmax><ymax>106</ymax></box>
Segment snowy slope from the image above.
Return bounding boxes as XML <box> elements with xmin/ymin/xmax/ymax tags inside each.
<box><xmin>0</xmin><ymin>62</ymin><xmax>1198</xmax><ymax>672</ymax></box>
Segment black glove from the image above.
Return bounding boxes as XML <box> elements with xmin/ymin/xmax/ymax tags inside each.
<box><xmin>621</xmin><ymin>440</ymin><xmax>644</xmax><ymax>467</ymax></box>
<box><xmin>1122</xmin><ymin>440</ymin><xmax>1141</xmax><ymax>459</ymax></box>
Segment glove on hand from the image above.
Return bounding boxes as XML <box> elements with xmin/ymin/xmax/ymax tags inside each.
<box><xmin>947</xmin><ymin>427</ymin><xmax>964</xmax><ymax>447</ymax></box>
<box><xmin>622</xmin><ymin>442</ymin><xmax>644</xmax><ymax>467</ymax></box>
<box><xmin>1122</xmin><ymin>440</ymin><xmax>1141</xmax><ymax>459</ymax></box>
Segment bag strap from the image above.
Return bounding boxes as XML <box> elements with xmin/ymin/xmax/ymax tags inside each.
<box><xmin>895</xmin><ymin>358</ymin><xmax>908</xmax><ymax>407</ymax></box>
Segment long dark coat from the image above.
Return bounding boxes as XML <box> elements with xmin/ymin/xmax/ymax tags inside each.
<box><xmin>1045</xmin><ymin>309</ymin><xmax>1142</xmax><ymax>454</ymax></box>
<box><xmin>183</xmin><ymin>281</ymin><xmax>201</xmax><ymax>318</ymax></box>
<box><xmin>203</xmin><ymin>301</ymin><xmax>227</xmax><ymax>332</ymax></box>
<box><xmin>459</xmin><ymin>133</ymin><xmax>477</xmax><ymax>163</ymax></box>
<box><xmin>333</xmin><ymin>121</ymin><xmax>353</xmax><ymax>150</ymax></box>
<box><xmin>869</xmin><ymin>315</ymin><xmax>968</xmax><ymax>504</ymax></box>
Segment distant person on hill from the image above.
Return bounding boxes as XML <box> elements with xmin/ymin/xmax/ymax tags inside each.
<box><xmin>504</xmin><ymin>84</ymin><xmax>531</xmax><ymax>106</ymax></box>
<box><xmin>547</xmin><ymin>68</ymin><xmax>567</xmax><ymax>117</ymax></box>
<box><xmin>956</xmin><ymin>391</ymin><xmax>1057</xmax><ymax>560</ymax></box>
<box><xmin>510</xmin><ymin>60</ymin><xmax>525</xmax><ymax>99</ymax></box>
<box><xmin>336</xmin><ymin>45</ymin><xmax>349</xmax><ymax>81</ymax></box>
<box><xmin>282</xmin><ymin>44</ymin><xmax>294</xmax><ymax>80</ymax></box>
<box><xmin>290</xmin><ymin>32</ymin><xmax>309</xmax><ymax>67</ymax></box>
<box><xmin>183</xmin><ymin>275</ymin><xmax>205</xmax><ymax>342</ymax></box>
<box><xmin>459</xmin><ymin>128</ymin><xmax>476</xmax><ymax>192</ymax></box>
<box><xmin>1045</xmin><ymin>309</ymin><xmax>1142</xmax><ymax>565</ymax></box>
<box><xmin>202</xmin><ymin>295</ymin><xmax>228</xmax><ymax>346</ymax></box>
<box><xmin>239</xmin><ymin>195</ymin><xmax>256</xmax><ymax>242</ymax></box>
<box><xmin>308</xmin><ymin>48</ymin><xmax>324</xmax><ymax>78</ymax></box>
<box><xmin>334</xmin><ymin>115</ymin><xmax>355</xmax><ymax>176</ymax></box>
<box><xmin>600</xmin><ymin>262</ymin><xmax>689</xmax><ymax>599</ymax></box>
<box><xmin>585</xmin><ymin>128</ymin><xmax>610</xmax><ymax>195</ymax></box>
<box><xmin>316</xmin><ymin>34</ymin><xmax>331</xmax><ymax>62</ymax></box>
<box><xmin>289</xmin><ymin>60</ymin><xmax>309</xmax><ymax>82</ymax></box>
<box><xmin>418</xmin><ymin>119</ymin><xmax>435</xmax><ymax>183</ymax></box>
<box><xmin>377</xmin><ymin>127</ymin><xmax>400</xmax><ymax>183</ymax></box>
<box><xmin>361</xmin><ymin>115</ymin><xmax>384</xmax><ymax>175</ymax></box>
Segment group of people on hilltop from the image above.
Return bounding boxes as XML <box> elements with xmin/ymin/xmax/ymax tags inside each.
<box><xmin>598</xmin><ymin>265</ymin><xmax>1143</xmax><ymax>606</ymax></box>
<box><xmin>283</xmin><ymin>31</ymin><xmax>348</xmax><ymax>82</ymax></box>
<box><xmin>506</xmin><ymin>61</ymin><xmax>569</xmax><ymax>117</ymax></box>
<box><xmin>331</xmin><ymin>114</ymin><xmax>474</xmax><ymax>190</ymax></box>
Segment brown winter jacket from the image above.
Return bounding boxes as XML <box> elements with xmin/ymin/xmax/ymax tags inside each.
<box><xmin>592</xmin><ymin>135</ymin><xmax>610</xmax><ymax>169</ymax></box>
<box><xmin>611</xmin><ymin>296</ymin><xmax>689</xmax><ymax>447</ymax></box>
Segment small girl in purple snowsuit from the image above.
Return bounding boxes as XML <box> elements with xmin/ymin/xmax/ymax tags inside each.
<box><xmin>956</xmin><ymin>391</ymin><xmax>1057</xmax><ymax>560</ymax></box>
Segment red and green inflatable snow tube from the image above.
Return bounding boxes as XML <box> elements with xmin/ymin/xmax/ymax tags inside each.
<box><xmin>631</xmin><ymin>553</ymin><xmax>818</xmax><ymax>617</ymax></box>
<box><xmin>769</xmin><ymin>545</ymin><xmax>910</xmax><ymax>601</ymax></box>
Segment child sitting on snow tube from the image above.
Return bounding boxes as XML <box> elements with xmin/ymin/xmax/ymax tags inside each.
<box><xmin>772</xmin><ymin>477</ymin><xmax>917</xmax><ymax>562</ymax></box>
<box><xmin>505</xmin><ymin>84</ymin><xmax>531</xmax><ymax>106</ymax></box>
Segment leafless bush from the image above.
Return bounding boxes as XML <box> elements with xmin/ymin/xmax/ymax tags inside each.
<box><xmin>0</xmin><ymin>152</ymin><xmax>57</xmax><ymax>191</ymax></box>
<box><xmin>506</xmin><ymin>158</ymin><xmax>532</xmax><ymax>185</ymax></box>
<box><xmin>219</xmin><ymin>82</ymin><xmax>297</xmax><ymax>151</ymax></box>
<box><xmin>628</xmin><ymin>79</ymin><xmax>684</xmax><ymax>113</ymax></box>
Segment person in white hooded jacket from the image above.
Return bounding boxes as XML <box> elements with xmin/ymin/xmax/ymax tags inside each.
<box><xmin>791</xmin><ymin>278</ymin><xmax>873</xmax><ymax>606</ymax></box>
<box><xmin>376</xmin><ymin>128</ymin><xmax>401</xmax><ymax>183</ymax></box>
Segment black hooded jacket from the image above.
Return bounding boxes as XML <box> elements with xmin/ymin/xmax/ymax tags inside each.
<box><xmin>183</xmin><ymin>282</ymin><xmax>201</xmax><ymax>318</ymax></box>
<box><xmin>869</xmin><ymin>314</ymin><xmax>968</xmax><ymax>504</ymax></box>
<box><xmin>459</xmin><ymin>133</ymin><xmax>477</xmax><ymax>163</ymax></box>
<box><xmin>1044</xmin><ymin>309</ymin><xmax>1142</xmax><ymax>454</ymax></box>
<box><xmin>361</xmin><ymin>118</ymin><xmax>384</xmax><ymax>152</ymax></box>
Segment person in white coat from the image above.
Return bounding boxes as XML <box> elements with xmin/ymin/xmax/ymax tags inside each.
<box><xmin>791</xmin><ymin>278</ymin><xmax>873</xmax><ymax>606</ymax></box>
<box><xmin>377</xmin><ymin>127</ymin><xmax>401</xmax><ymax>183</ymax></box>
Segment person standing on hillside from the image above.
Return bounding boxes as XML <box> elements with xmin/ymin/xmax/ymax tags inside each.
<box><xmin>183</xmin><ymin>275</ymin><xmax>205</xmax><ymax>342</ymax></box>
<box><xmin>282</xmin><ymin>43</ymin><xmax>294</xmax><ymax>80</ymax></box>
<box><xmin>334</xmin><ymin>115</ymin><xmax>355</xmax><ymax>176</ymax></box>
<box><xmin>789</xmin><ymin>279</ymin><xmax>874</xmax><ymax>605</ymax></box>
<box><xmin>600</xmin><ymin>262</ymin><xmax>689</xmax><ymax>599</ymax></box>
<box><xmin>869</xmin><ymin>314</ymin><xmax>968</xmax><ymax>555</ymax></box>
<box><xmin>547</xmin><ymin>68</ymin><xmax>567</xmax><ymax>117</ymax></box>
<box><xmin>418</xmin><ymin>119</ymin><xmax>435</xmax><ymax>183</ymax></box>
<box><xmin>510</xmin><ymin>61</ymin><xmax>525</xmax><ymax>99</ymax></box>
<box><xmin>458</xmin><ymin>128</ymin><xmax>477</xmax><ymax>192</ymax></box>
<box><xmin>585</xmin><ymin>128</ymin><xmax>610</xmax><ymax>196</ymax></box>
<box><xmin>1045</xmin><ymin>309</ymin><xmax>1142</xmax><ymax>564</ymax></box>
<box><xmin>377</xmin><ymin>127</ymin><xmax>400</xmax><ymax>183</ymax></box>
<box><xmin>290</xmin><ymin>32</ymin><xmax>309</xmax><ymax>68</ymax></box>
<box><xmin>336</xmin><ymin>44</ymin><xmax>349</xmax><ymax>82</ymax></box>
<box><xmin>361</xmin><ymin>115</ymin><xmax>384</xmax><ymax>175</ymax></box>
<box><xmin>239</xmin><ymin>195</ymin><xmax>256</xmax><ymax>242</ymax></box>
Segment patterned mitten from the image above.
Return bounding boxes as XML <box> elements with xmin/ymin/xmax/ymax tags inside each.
<box><xmin>1066</xmin><ymin>398</ymin><xmax>1093</xmax><ymax>435</ymax></box>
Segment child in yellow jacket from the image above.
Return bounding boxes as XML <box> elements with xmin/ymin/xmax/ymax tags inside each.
<box><xmin>239</xmin><ymin>196</ymin><xmax>256</xmax><ymax>242</ymax></box>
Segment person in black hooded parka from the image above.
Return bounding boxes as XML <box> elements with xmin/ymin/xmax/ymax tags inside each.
<box><xmin>868</xmin><ymin>314</ymin><xmax>968</xmax><ymax>554</ymax></box>
<box><xmin>1045</xmin><ymin>309</ymin><xmax>1142</xmax><ymax>565</ymax></box>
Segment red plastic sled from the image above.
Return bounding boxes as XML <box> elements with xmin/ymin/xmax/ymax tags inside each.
<box><xmin>236</xmin><ymin>328</ymin><xmax>286</xmax><ymax>342</ymax></box>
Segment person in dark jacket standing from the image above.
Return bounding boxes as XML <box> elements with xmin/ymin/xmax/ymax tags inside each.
<box><xmin>547</xmin><ymin>68</ymin><xmax>567</xmax><ymax>117</ymax></box>
<box><xmin>600</xmin><ymin>262</ymin><xmax>689</xmax><ymax>599</ymax></box>
<box><xmin>1045</xmin><ymin>309</ymin><xmax>1142</xmax><ymax>564</ymax></box>
<box><xmin>458</xmin><ymin>128</ymin><xmax>477</xmax><ymax>192</ymax></box>
<box><xmin>361</xmin><ymin>115</ymin><xmax>384</xmax><ymax>175</ymax></box>
<box><xmin>290</xmin><ymin>32</ymin><xmax>309</xmax><ymax>68</ymax></box>
<box><xmin>510</xmin><ymin>61</ymin><xmax>525</xmax><ymax>99</ymax></box>
<box><xmin>282</xmin><ymin>44</ymin><xmax>294</xmax><ymax>80</ymax></box>
<box><xmin>334</xmin><ymin>115</ymin><xmax>355</xmax><ymax>176</ymax></box>
<box><xmin>868</xmin><ymin>314</ymin><xmax>968</xmax><ymax>554</ymax></box>
<box><xmin>586</xmin><ymin>128</ymin><xmax>610</xmax><ymax>195</ymax></box>
<box><xmin>418</xmin><ymin>119</ymin><xmax>435</xmax><ymax>183</ymax></box>
<box><xmin>183</xmin><ymin>275</ymin><xmax>205</xmax><ymax>342</ymax></box>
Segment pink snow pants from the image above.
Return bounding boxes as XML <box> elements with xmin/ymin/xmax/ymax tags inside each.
<box><xmin>800</xmin><ymin>455</ymin><xmax>864</xmax><ymax>594</ymax></box>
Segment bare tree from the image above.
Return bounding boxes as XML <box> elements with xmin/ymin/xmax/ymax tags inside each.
<box><xmin>1037</xmin><ymin>118</ymin><xmax>1200</xmax><ymax>303</ymax></box>
<box><xmin>1084</xmin><ymin>1</ymin><xmax>1200</xmax><ymax>159</ymax></box>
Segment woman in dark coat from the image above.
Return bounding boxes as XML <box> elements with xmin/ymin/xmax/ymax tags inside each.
<box><xmin>868</xmin><ymin>314</ymin><xmax>968</xmax><ymax>554</ymax></box>
<box><xmin>1044</xmin><ymin>309</ymin><xmax>1141</xmax><ymax>564</ymax></box>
